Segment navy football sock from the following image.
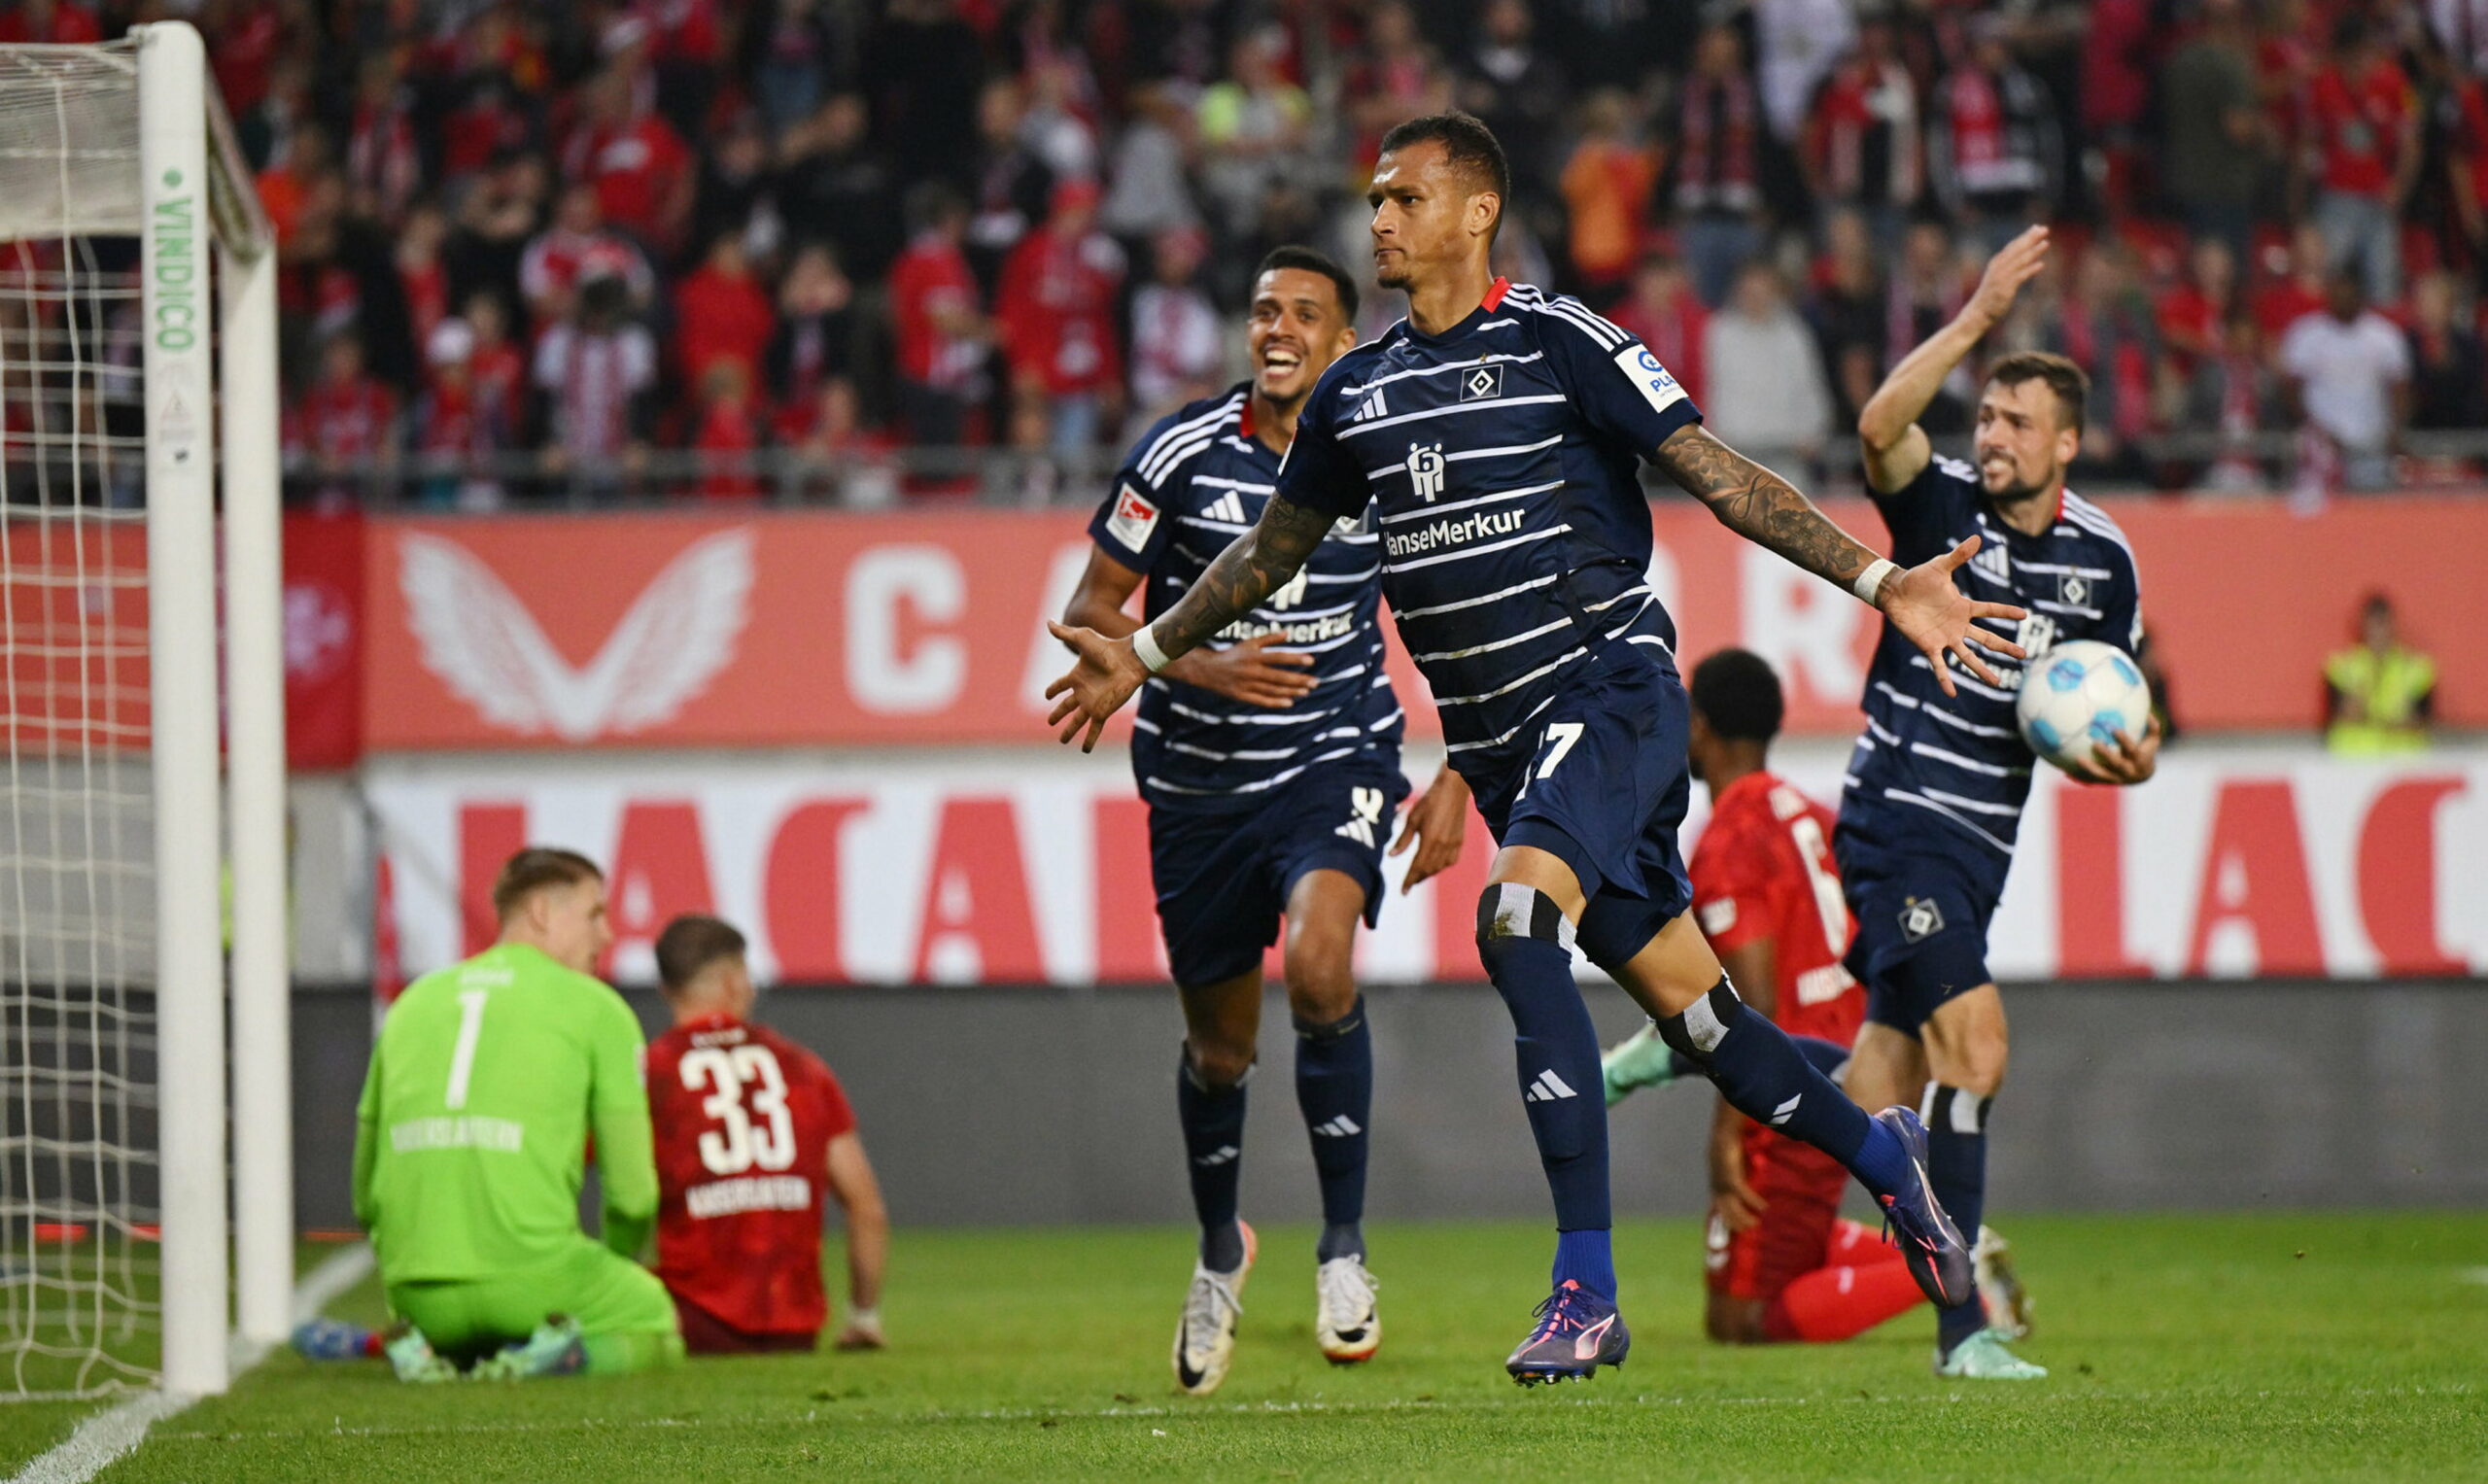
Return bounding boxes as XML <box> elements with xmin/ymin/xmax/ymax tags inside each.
<box><xmin>1177</xmin><ymin>1049</ymin><xmax>1250</xmax><ymax>1272</ymax></box>
<box><xmin>1477</xmin><ymin>886</ymin><xmax>1611</xmax><ymax>1241</ymax></box>
<box><xmin>1663</xmin><ymin>1033</ymin><xmax>1847</xmax><ymax>1084</ymax></box>
<box><xmin>1660</xmin><ymin>981</ymin><xmax>1911</xmax><ymax>1198</ymax></box>
<box><xmin>1294</xmin><ymin>998</ymin><xmax>1372</xmax><ymax>1261</ymax></box>
<box><xmin>1553</xmin><ymin>1228</ymin><xmax>1617</xmax><ymax>1302</ymax></box>
<box><xmin>1926</xmin><ymin>1086</ymin><xmax>1992</xmax><ymax>1352</ymax></box>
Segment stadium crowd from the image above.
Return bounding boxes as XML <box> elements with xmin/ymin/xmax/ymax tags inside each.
<box><xmin>131</xmin><ymin>0</ymin><xmax>2488</xmax><ymax>504</ymax></box>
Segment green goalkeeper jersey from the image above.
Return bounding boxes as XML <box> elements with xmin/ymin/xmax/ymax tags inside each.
<box><xmin>353</xmin><ymin>943</ymin><xmax>658</xmax><ymax>1284</ymax></box>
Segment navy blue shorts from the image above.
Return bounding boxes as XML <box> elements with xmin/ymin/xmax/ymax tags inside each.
<box><xmin>1833</xmin><ymin>825</ymin><xmax>2003</xmax><ymax>1034</ymax></box>
<box><xmin>1148</xmin><ymin>759</ymin><xmax>1406</xmax><ymax>988</ymax></box>
<box><xmin>1456</xmin><ymin>638</ymin><xmax>1694</xmax><ymax>972</ymax></box>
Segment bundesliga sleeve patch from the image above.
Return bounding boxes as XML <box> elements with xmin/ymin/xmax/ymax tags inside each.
<box><xmin>1106</xmin><ymin>484</ymin><xmax>1160</xmax><ymax>552</ymax></box>
<box><xmin>1699</xmin><ymin>898</ymin><xmax>1738</xmax><ymax>936</ymax></box>
<box><xmin>1611</xmin><ymin>345</ymin><xmax>1686</xmax><ymax>416</ymax></box>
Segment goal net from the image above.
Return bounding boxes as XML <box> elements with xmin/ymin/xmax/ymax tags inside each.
<box><xmin>0</xmin><ymin>25</ymin><xmax>285</xmax><ymax>1398</ymax></box>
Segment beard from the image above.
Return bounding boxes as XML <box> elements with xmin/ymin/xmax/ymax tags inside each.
<box><xmin>1980</xmin><ymin>460</ymin><xmax>2058</xmax><ymax>506</ymax></box>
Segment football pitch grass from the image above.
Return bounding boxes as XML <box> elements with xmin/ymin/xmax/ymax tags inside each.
<box><xmin>6</xmin><ymin>1211</ymin><xmax>2484</xmax><ymax>1482</ymax></box>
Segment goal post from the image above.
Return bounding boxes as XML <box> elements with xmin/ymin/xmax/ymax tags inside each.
<box><xmin>0</xmin><ymin>21</ymin><xmax>285</xmax><ymax>1398</ymax></box>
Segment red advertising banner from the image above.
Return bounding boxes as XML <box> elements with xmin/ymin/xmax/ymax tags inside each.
<box><xmin>361</xmin><ymin>747</ymin><xmax>2488</xmax><ymax>985</ymax></box>
<box><xmin>0</xmin><ymin>516</ymin><xmax>150</xmax><ymax>753</ymax></box>
<box><xmin>359</xmin><ymin>499</ymin><xmax>2479</xmax><ymax>750</ymax></box>
<box><xmin>284</xmin><ymin>511</ymin><xmax>363</xmax><ymax>770</ymax></box>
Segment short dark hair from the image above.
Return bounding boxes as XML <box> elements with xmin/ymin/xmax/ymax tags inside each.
<box><xmin>491</xmin><ymin>847</ymin><xmax>603</xmax><ymax>921</ymax></box>
<box><xmin>1986</xmin><ymin>350</ymin><xmax>2089</xmax><ymax>432</ymax></box>
<box><xmin>655</xmin><ymin>915</ymin><xmax>747</xmax><ymax>993</ymax></box>
<box><xmin>1377</xmin><ymin>111</ymin><xmax>1510</xmax><ymax>240</ymax></box>
<box><xmin>1690</xmin><ymin>648</ymin><xmax>1784</xmax><ymax>744</ymax></box>
<box><xmin>1255</xmin><ymin>244</ymin><xmax>1359</xmax><ymax>325</ymax></box>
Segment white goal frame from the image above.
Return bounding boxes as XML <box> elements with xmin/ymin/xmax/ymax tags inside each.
<box><xmin>0</xmin><ymin>21</ymin><xmax>287</xmax><ymax>1398</ymax></box>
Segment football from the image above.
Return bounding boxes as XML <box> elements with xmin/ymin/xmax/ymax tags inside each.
<box><xmin>2015</xmin><ymin>638</ymin><xmax>2154</xmax><ymax>774</ymax></box>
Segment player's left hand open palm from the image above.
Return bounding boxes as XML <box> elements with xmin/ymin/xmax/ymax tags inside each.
<box><xmin>1877</xmin><ymin>536</ymin><xmax>2026</xmax><ymax>697</ymax></box>
<box><xmin>1390</xmin><ymin>768</ymin><xmax>1472</xmax><ymax>893</ymax></box>
<box><xmin>1045</xmin><ymin>621</ymin><xmax>1151</xmax><ymax>751</ymax></box>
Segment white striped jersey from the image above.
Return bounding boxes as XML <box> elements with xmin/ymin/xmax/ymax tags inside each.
<box><xmin>1272</xmin><ymin>279</ymin><xmax>1703</xmax><ymax>765</ymax></box>
<box><xmin>1840</xmin><ymin>455</ymin><xmax>2144</xmax><ymax>870</ymax></box>
<box><xmin>1088</xmin><ymin>383</ymin><xmax>1401</xmax><ymax>803</ymax></box>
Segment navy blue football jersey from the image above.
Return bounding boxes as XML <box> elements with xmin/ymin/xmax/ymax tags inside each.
<box><xmin>1088</xmin><ymin>384</ymin><xmax>1402</xmax><ymax>803</ymax></box>
<box><xmin>1839</xmin><ymin>454</ymin><xmax>2144</xmax><ymax>868</ymax></box>
<box><xmin>1272</xmin><ymin>281</ymin><xmax>1702</xmax><ymax>769</ymax></box>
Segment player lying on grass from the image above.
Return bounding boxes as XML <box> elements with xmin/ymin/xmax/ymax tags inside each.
<box><xmin>1048</xmin><ymin>111</ymin><xmax>2022</xmax><ymax>1385</ymax></box>
<box><xmin>1601</xmin><ymin>649</ymin><xmax>2030</xmax><ymax>1347</ymax></box>
<box><xmin>343</xmin><ymin>847</ymin><xmax>681</xmax><ymax>1380</ymax></box>
<box><xmin>647</xmin><ymin>915</ymin><xmax>890</xmax><ymax>1356</ymax></box>
<box><xmin>1838</xmin><ymin>226</ymin><xmax>2155</xmax><ymax>1379</ymax></box>
<box><xmin>1061</xmin><ymin>244</ymin><xmax>1471</xmax><ymax>1396</ymax></box>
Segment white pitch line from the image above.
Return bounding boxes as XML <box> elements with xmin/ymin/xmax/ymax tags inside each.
<box><xmin>8</xmin><ymin>1243</ymin><xmax>375</xmax><ymax>1484</ymax></box>
<box><xmin>2459</xmin><ymin>1267</ymin><xmax>2488</xmax><ymax>1288</ymax></box>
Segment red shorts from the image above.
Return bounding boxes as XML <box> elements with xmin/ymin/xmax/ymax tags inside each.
<box><xmin>673</xmin><ymin>1294</ymin><xmax>817</xmax><ymax>1356</ymax></box>
<box><xmin>1703</xmin><ymin>1129</ymin><xmax>1850</xmax><ymax>1303</ymax></box>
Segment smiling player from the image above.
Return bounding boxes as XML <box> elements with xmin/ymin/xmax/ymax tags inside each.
<box><xmin>1047</xmin><ymin>113</ymin><xmax>2023</xmax><ymax>1385</ymax></box>
<box><xmin>1060</xmin><ymin>245</ymin><xmax>1472</xmax><ymax>1396</ymax></box>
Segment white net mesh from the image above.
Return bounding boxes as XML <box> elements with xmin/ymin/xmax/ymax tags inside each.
<box><xmin>0</xmin><ymin>40</ymin><xmax>160</xmax><ymax>1398</ymax></box>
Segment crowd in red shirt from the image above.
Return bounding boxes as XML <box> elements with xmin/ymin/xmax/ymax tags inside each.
<box><xmin>147</xmin><ymin>0</ymin><xmax>2487</xmax><ymax>509</ymax></box>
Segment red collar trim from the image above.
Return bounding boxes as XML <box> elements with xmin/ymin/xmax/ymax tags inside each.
<box><xmin>1481</xmin><ymin>276</ymin><xmax>1511</xmax><ymax>312</ymax></box>
<box><xmin>1237</xmin><ymin>397</ymin><xmax>1257</xmax><ymax>439</ymax></box>
<box><xmin>675</xmin><ymin>1012</ymin><xmax>743</xmax><ymax>1036</ymax></box>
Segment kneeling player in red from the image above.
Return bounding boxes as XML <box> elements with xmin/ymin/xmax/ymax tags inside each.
<box><xmin>646</xmin><ymin>915</ymin><xmax>889</xmax><ymax>1355</ymax></box>
<box><xmin>1604</xmin><ymin>651</ymin><xmax>1966</xmax><ymax>1344</ymax></box>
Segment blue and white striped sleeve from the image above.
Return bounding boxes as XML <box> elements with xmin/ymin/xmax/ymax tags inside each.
<box><xmin>1529</xmin><ymin>293</ymin><xmax>1704</xmax><ymax>457</ymax></box>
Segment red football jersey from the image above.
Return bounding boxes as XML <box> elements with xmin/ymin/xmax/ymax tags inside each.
<box><xmin>646</xmin><ymin>1015</ymin><xmax>855</xmax><ymax>1338</ymax></box>
<box><xmin>1688</xmin><ymin>772</ymin><xmax>1863</xmax><ymax>1048</ymax></box>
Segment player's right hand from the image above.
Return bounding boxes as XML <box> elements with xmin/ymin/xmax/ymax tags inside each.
<box><xmin>1178</xmin><ymin>632</ymin><xmax>1317</xmax><ymax>709</ymax></box>
<box><xmin>1045</xmin><ymin>620</ymin><xmax>1150</xmax><ymax>752</ymax></box>
<box><xmin>1967</xmin><ymin>224</ymin><xmax>2049</xmax><ymax>328</ymax></box>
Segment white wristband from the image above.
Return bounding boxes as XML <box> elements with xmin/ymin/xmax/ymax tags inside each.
<box><xmin>1130</xmin><ymin>623</ymin><xmax>1173</xmax><ymax>673</ymax></box>
<box><xmin>1850</xmin><ymin>558</ymin><xmax>1898</xmax><ymax>604</ymax></box>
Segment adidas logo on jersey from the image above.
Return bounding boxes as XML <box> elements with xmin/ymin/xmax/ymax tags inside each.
<box><xmin>1203</xmin><ymin>490</ymin><xmax>1249</xmax><ymax>525</ymax></box>
<box><xmin>1266</xmin><ymin>565</ymin><xmax>1309</xmax><ymax>611</ymax></box>
<box><xmin>1524</xmin><ymin>1070</ymin><xmax>1579</xmax><ymax>1103</ymax></box>
<box><xmin>1349</xmin><ymin>386</ymin><xmax>1388</xmax><ymax>422</ymax></box>
<box><xmin>1333</xmin><ymin>786</ymin><xmax>1385</xmax><ymax>847</ymax></box>
<box><xmin>1311</xmin><ymin>1116</ymin><xmax>1363</xmax><ymax>1138</ymax></box>
<box><xmin>1970</xmin><ymin>541</ymin><xmax>2011</xmax><ymax>584</ymax></box>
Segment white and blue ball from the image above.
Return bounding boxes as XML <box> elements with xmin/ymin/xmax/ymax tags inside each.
<box><xmin>2015</xmin><ymin>638</ymin><xmax>2152</xmax><ymax>774</ymax></box>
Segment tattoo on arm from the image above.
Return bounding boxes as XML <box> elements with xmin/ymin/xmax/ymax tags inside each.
<box><xmin>1654</xmin><ymin>426</ymin><xmax>1879</xmax><ymax>590</ymax></box>
<box><xmin>1149</xmin><ymin>495</ymin><xmax>1331</xmax><ymax>660</ymax></box>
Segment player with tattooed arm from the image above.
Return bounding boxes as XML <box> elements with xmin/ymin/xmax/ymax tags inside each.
<box><xmin>1047</xmin><ymin>112</ymin><xmax>2024</xmax><ymax>1384</ymax></box>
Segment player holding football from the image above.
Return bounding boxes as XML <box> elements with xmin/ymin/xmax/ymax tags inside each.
<box><xmin>1841</xmin><ymin>225</ymin><xmax>2157</xmax><ymax>1379</ymax></box>
<box><xmin>1061</xmin><ymin>245</ymin><xmax>1471</xmax><ymax>1396</ymax></box>
<box><xmin>1049</xmin><ymin>112</ymin><xmax>2022</xmax><ymax>1384</ymax></box>
<box><xmin>351</xmin><ymin>848</ymin><xmax>680</xmax><ymax>1380</ymax></box>
<box><xmin>1603</xmin><ymin>650</ymin><xmax>2020</xmax><ymax>1347</ymax></box>
<box><xmin>645</xmin><ymin>915</ymin><xmax>889</xmax><ymax>1356</ymax></box>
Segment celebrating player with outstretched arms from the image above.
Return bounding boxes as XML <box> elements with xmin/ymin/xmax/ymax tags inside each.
<box><xmin>1838</xmin><ymin>225</ymin><xmax>2156</xmax><ymax>1380</ymax></box>
<box><xmin>1049</xmin><ymin>111</ymin><xmax>2023</xmax><ymax>1385</ymax></box>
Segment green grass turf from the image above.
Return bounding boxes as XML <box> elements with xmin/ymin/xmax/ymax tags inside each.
<box><xmin>14</xmin><ymin>1212</ymin><xmax>2488</xmax><ymax>1483</ymax></box>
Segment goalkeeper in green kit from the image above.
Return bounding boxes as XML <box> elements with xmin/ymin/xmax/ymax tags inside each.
<box><xmin>352</xmin><ymin>847</ymin><xmax>683</xmax><ymax>1380</ymax></box>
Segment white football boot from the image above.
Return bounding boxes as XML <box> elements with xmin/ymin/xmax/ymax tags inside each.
<box><xmin>1315</xmin><ymin>1255</ymin><xmax>1381</xmax><ymax>1364</ymax></box>
<box><xmin>1172</xmin><ymin>1221</ymin><xmax>1256</xmax><ymax>1396</ymax></box>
